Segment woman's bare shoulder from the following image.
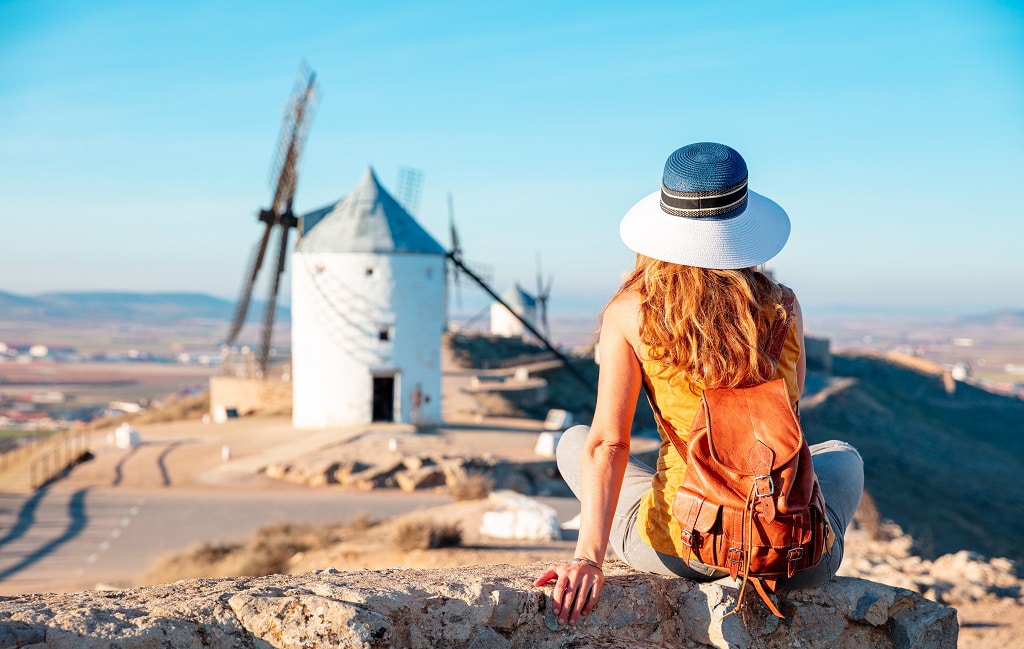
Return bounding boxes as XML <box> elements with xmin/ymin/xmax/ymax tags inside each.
<box><xmin>602</xmin><ymin>291</ymin><xmax>642</xmax><ymax>345</ymax></box>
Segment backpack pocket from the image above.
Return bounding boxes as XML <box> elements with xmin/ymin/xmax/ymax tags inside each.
<box><xmin>673</xmin><ymin>486</ymin><xmax>826</xmax><ymax>578</ymax></box>
<box><xmin>673</xmin><ymin>488</ymin><xmax>723</xmax><ymax>562</ymax></box>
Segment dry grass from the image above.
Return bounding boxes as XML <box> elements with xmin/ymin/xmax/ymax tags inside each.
<box><xmin>88</xmin><ymin>392</ymin><xmax>210</xmax><ymax>430</ymax></box>
<box><xmin>446</xmin><ymin>471</ymin><xmax>494</xmax><ymax>501</ymax></box>
<box><xmin>136</xmin><ymin>393</ymin><xmax>210</xmax><ymax>424</ymax></box>
<box><xmin>391</xmin><ymin>520</ymin><xmax>463</xmax><ymax>552</ymax></box>
<box><xmin>139</xmin><ymin>518</ymin><xmax>376</xmax><ymax>585</ymax></box>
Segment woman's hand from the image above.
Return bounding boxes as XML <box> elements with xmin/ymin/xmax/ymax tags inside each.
<box><xmin>533</xmin><ymin>559</ymin><xmax>604</xmax><ymax>626</ymax></box>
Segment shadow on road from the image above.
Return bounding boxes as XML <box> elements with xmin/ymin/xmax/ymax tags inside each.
<box><xmin>156</xmin><ymin>441</ymin><xmax>184</xmax><ymax>488</ymax></box>
<box><xmin>111</xmin><ymin>447</ymin><xmax>139</xmax><ymax>487</ymax></box>
<box><xmin>0</xmin><ymin>488</ymin><xmax>89</xmax><ymax>581</ymax></box>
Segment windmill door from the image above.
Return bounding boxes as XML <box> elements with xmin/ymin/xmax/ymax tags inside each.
<box><xmin>372</xmin><ymin>375</ymin><xmax>396</xmax><ymax>422</ymax></box>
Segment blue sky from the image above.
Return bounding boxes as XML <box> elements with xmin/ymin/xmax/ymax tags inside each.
<box><xmin>2</xmin><ymin>0</ymin><xmax>1022</xmax><ymax>320</ymax></box>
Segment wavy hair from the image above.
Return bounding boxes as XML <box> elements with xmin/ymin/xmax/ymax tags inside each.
<box><xmin>608</xmin><ymin>255</ymin><xmax>787</xmax><ymax>389</ymax></box>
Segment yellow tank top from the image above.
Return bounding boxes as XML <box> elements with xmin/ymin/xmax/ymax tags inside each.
<box><xmin>635</xmin><ymin>316</ymin><xmax>803</xmax><ymax>558</ymax></box>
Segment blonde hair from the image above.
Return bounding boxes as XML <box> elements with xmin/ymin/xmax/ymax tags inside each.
<box><xmin>608</xmin><ymin>255</ymin><xmax>787</xmax><ymax>389</ymax></box>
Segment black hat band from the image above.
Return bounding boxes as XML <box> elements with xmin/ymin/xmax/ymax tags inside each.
<box><xmin>659</xmin><ymin>178</ymin><xmax>748</xmax><ymax>218</ymax></box>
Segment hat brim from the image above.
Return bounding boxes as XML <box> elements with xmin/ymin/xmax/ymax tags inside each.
<box><xmin>619</xmin><ymin>189</ymin><xmax>790</xmax><ymax>269</ymax></box>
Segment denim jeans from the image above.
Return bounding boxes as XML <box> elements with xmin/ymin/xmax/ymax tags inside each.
<box><xmin>555</xmin><ymin>425</ymin><xmax>864</xmax><ymax>588</ymax></box>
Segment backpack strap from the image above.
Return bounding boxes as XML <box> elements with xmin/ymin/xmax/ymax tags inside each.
<box><xmin>641</xmin><ymin>378</ymin><xmax>688</xmax><ymax>459</ymax></box>
<box><xmin>767</xmin><ymin>286</ymin><xmax>796</xmax><ymax>366</ymax></box>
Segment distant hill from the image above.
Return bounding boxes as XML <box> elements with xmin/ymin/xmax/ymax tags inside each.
<box><xmin>956</xmin><ymin>309</ymin><xmax>1024</xmax><ymax>327</ymax></box>
<box><xmin>0</xmin><ymin>291</ymin><xmax>44</xmax><ymax>319</ymax></box>
<box><xmin>802</xmin><ymin>353</ymin><xmax>1024</xmax><ymax>563</ymax></box>
<box><xmin>0</xmin><ymin>291</ymin><xmax>290</xmax><ymax>323</ymax></box>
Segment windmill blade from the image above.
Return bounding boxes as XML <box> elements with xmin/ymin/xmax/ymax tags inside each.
<box><xmin>534</xmin><ymin>253</ymin><xmax>554</xmax><ymax>338</ymax></box>
<box><xmin>258</xmin><ymin>223</ymin><xmax>291</xmax><ymax>373</ymax></box>
<box><xmin>225</xmin><ymin>222</ymin><xmax>274</xmax><ymax>346</ymax></box>
<box><xmin>269</xmin><ymin>68</ymin><xmax>319</xmax><ymax>218</ymax></box>
<box><xmin>539</xmin><ymin>294</ymin><xmax>550</xmax><ymax>340</ymax></box>
<box><xmin>535</xmin><ymin>253</ymin><xmax>544</xmax><ymax>299</ymax></box>
<box><xmin>448</xmin><ymin>193</ymin><xmax>460</xmax><ymax>258</ymax></box>
<box><xmin>396</xmin><ymin>167</ymin><xmax>424</xmax><ymax>216</ymax></box>
<box><xmin>447</xmin><ymin>193</ymin><xmax>463</xmax><ymax>309</ymax></box>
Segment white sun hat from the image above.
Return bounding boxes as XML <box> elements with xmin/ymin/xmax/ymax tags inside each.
<box><xmin>619</xmin><ymin>142</ymin><xmax>790</xmax><ymax>269</ymax></box>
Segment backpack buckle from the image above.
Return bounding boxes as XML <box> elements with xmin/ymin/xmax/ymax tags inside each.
<box><xmin>681</xmin><ymin>529</ymin><xmax>701</xmax><ymax>548</ymax></box>
<box><xmin>786</xmin><ymin>547</ymin><xmax>804</xmax><ymax>577</ymax></box>
<box><xmin>754</xmin><ymin>475</ymin><xmax>775</xmax><ymax>498</ymax></box>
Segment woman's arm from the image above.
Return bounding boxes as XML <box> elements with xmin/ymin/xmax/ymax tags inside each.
<box><xmin>534</xmin><ymin>293</ymin><xmax>643</xmax><ymax>626</ymax></box>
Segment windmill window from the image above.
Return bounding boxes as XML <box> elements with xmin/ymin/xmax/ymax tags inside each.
<box><xmin>425</xmin><ymin>266</ymin><xmax>433</xmax><ymax>278</ymax></box>
<box><xmin>379</xmin><ymin>326</ymin><xmax>393</xmax><ymax>342</ymax></box>
<box><xmin>365</xmin><ymin>267</ymin><xmax>374</xmax><ymax>276</ymax></box>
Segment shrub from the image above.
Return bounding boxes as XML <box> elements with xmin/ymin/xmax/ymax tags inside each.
<box><xmin>447</xmin><ymin>471</ymin><xmax>494</xmax><ymax>501</ymax></box>
<box><xmin>392</xmin><ymin>520</ymin><xmax>463</xmax><ymax>552</ymax></box>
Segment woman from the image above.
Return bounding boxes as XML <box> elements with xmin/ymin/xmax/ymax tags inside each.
<box><xmin>534</xmin><ymin>142</ymin><xmax>864</xmax><ymax>627</ymax></box>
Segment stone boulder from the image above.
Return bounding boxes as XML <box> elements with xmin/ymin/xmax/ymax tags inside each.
<box><xmin>0</xmin><ymin>562</ymin><xmax>956</xmax><ymax>648</ymax></box>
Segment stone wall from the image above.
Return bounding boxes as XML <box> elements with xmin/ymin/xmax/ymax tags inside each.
<box><xmin>209</xmin><ymin>376</ymin><xmax>292</xmax><ymax>417</ymax></box>
<box><xmin>0</xmin><ymin>561</ymin><xmax>956</xmax><ymax>648</ymax></box>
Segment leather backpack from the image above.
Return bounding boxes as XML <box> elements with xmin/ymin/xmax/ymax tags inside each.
<box><xmin>648</xmin><ymin>288</ymin><xmax>829</xmax><ymax>618</ymax></box>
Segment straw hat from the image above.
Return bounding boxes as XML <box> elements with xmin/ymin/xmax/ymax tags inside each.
<box><xmin>619</xmin><ymin>142</ymin><xmax>790</xmax><ymax>269</ymax></box>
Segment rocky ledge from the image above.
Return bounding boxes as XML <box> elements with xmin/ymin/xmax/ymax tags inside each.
<box><xmin>0</xmin><ymin>562</ymin><xmax>956</xmax><ymax>649</ymax></box>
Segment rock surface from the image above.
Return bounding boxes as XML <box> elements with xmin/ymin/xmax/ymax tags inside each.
<box><xmin>0</xmin><ymin>562</ymin><xmax>956</xmax><ymax>648</ymax></box>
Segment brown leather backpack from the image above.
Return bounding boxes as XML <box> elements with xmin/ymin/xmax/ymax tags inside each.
<box><xmin>649</xmin><ymin>288</ymin><xmax>829</xmax><ymax>618</ymax></box>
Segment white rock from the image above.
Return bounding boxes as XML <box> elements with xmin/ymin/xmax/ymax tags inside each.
<box><xmin>533</xmin><ymin>432</ymin><xmax>562</xmax><ymax>457</ymax></box>
<box><xmin>480</xmin><ymin>491</ymin><xmax>561</xmax><ymax>541</ymax></box>
<box><xmin>113</xmin><ymin>424</ymin><xmax>141</xmax><ymax>449</ymax></box>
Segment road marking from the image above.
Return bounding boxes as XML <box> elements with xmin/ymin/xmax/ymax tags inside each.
<box><xmin>86</xmin><ymin>554</ymin><xmax>98</xmax><ymax>564</ymax></box>
<box><xmin>110</xmin><ymin>529</ymin><xmax>121</xmax><ymax>539</ymax></box>
<box><xmin>121</xmin><ymin>518</ymin><xmax>131</xmax><ymax>527</ymax></box>
<box><xmin>98</xmin><ymin>541</ymin><xmax>110</xmax><ymax>551</ymax></box>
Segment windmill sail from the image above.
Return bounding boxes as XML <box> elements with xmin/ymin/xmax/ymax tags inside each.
<box><xmin>224</xmin><ymin>65</ymin><xmax>319</xmax><ymax>375</ymax></box>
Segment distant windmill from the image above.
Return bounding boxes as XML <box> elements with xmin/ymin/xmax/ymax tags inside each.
<box><xmin>535</xmin><ymin>253</ymin><xmax>554</xmax><ymax>339</ymax></box>
<box><xmin>224</xmin><ymin>65</ymin><xmax>319</xmax><ymax>374</ymax></box>
<box><xmin>445</xmin><ymin>198</ymin><xmax>593</xmax><ymax>396</ymax></box>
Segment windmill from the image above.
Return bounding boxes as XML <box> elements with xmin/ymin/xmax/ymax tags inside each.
<box><xmin>535</xmin><ymin>253</ymin><xmax>554</xmax><ymax>339</ymax></box>
<box><xmin>445</xmin><ymin>198</ymin><xmax>594</xmax><ymax>397</ymax></box>
<box><xmin>224</xmin><ymin>66</ymin><xmax>319</xmax><ymax>374</ymax></box>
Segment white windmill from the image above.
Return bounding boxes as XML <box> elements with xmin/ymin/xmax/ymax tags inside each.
<box><xmin>290</xmin><ymin>168</ymin><xmax>447</xmax><ymax>429</ymax></box>
<box><xmin>490</xmin><ymin>284</ymin><xmax>539</xmax><ymax>339</ymax></box>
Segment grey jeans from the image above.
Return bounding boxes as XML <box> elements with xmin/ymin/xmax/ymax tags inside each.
<box><xmin>556</xmin><ymin>425</ymin><xmax>864</xmax><ymax>589</ymax></box>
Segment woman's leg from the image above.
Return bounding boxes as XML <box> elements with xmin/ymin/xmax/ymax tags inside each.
<box><xmin>556</xmin><ymin>425</ymin><xmax>722</xmax><ymax>580</ymax></box>
<box><xmin>777</xmin><ymin>440</ymin><xmax>865</xmax><ymax>591</ymax></box>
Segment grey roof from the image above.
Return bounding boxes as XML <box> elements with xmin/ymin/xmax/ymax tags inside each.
<box><xmin>297</xmin><ymin>168</ymin><xmax>446</xmax><ymax>255</ymax></box>
<box><xmin>501</xmin><ymin>283</ymin><xmax>537</xmax><ymax>309</ymax></box>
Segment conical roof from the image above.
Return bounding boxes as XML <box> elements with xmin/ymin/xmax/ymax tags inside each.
<box><xmin>297</xmin><ymin>168</ymin><xmax>446</xmax><ymax>255</ymax></box>
<box><xmin>501</xmin><ymin>283</ymin><xmax>537</xmax><ymax>309</ymax></box>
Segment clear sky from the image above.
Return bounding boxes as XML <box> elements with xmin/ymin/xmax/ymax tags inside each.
<box><xmin>2</xmin><ymin>0</ymin><xmax>1022</xmax><ymax>320</ymax></box>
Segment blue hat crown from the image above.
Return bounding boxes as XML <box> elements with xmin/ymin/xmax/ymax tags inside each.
<box><xmin>659</xmin><ymin>142</ymin><xmax>749</xmax><ymax>218</ymax></box>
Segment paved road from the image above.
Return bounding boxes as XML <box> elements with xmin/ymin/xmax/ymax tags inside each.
<box><xmin>0</xmin><ymin>485</ymin><xmax>459</xmax><ymax>595</ymax></box>
<box><xmin>0</xmin><ymin>435</ymin><xmax>580</xmax><ymax>595</ymax></box>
